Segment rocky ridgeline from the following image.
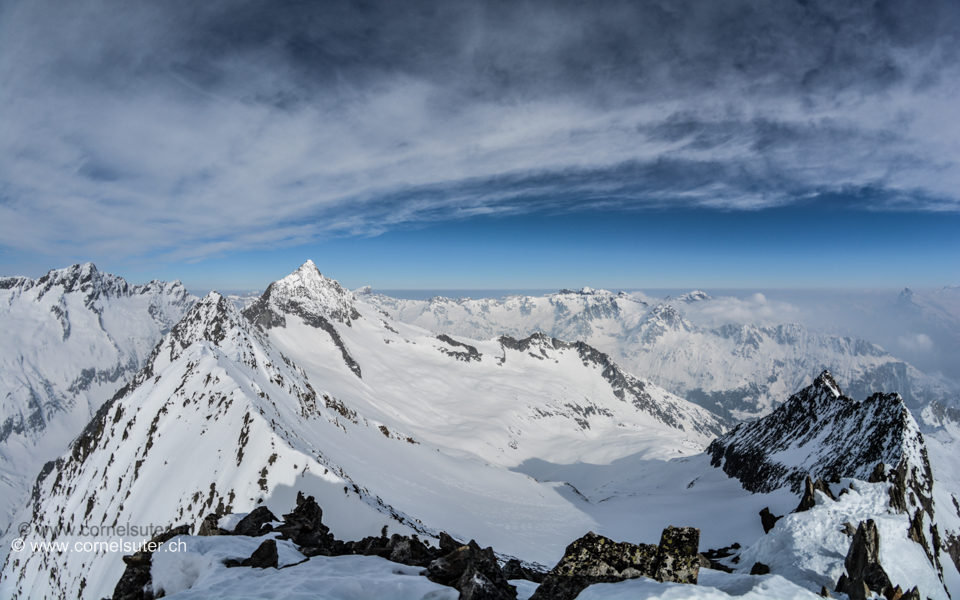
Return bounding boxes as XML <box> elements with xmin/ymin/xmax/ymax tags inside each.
<box><xmin>112</xmin><ymin>492</ymin><xmax>703</xmax><ymax>600</ymax></box>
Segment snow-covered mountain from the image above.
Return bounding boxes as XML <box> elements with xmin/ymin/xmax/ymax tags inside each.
<box><xmin>2</xmin><ymin>262</ymin><xmax>726</xmax><ymax>599</ymax></box>
<box><xmin>707</xmin><ymin>370</ymin><xmax>960</xmax><ymax>596</ymax></box>
<box><xmin>708</xmin><ymin>371</ymin><xmax>929</xmax><ymax>494</ymax></box>
<box><xmin>361</xmin><ymin>287</ymin><xmax>954</xmax><ymax>420</ymax></box>
<box><xmin>0</xmin><ymin>264</ymin><xmax>195</xmax><ymax>533</ymax></box>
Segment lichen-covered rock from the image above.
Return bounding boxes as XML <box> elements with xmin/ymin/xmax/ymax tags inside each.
<box><xmin>655</xmin><ymin>526</ymin><xmax>700</xmax><ymax>584</ymax></box>
<box><xmin>529</xmin><ymin>532</ymin><xmax>659</xmax><ymax>600</ymax></box>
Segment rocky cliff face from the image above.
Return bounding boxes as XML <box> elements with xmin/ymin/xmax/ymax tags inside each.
<box><xmin>707</xmin><ymin>371</ymin><xmax>929</xmax><ymax>495</ymax></box>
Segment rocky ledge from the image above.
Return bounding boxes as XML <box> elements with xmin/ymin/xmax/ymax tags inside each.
<box><xmin>112</xmin><ymin>492</ymin><xmax>702</xmax><ymax>600</ymax></box>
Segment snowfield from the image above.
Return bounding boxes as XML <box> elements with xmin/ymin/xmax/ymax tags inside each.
<box><xmin>1</xmin><ymin>262</ymin><xmax>957</xmax><ymax>600</ymax></box>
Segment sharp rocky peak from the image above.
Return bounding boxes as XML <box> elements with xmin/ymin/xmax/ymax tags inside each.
<box><xmin>708</xmin><ymin>370</ymin><xmax>924</xmax><ymax>494</ymax></box>
<box><xmin>158</xmin><ymin>292</ymin><xmax>254</xmax><ymax>359</ymax></box>
<box><xmin>244</xmin><ymin>261</ymin><xmax>361</xmax><ymax>330</ymax></box>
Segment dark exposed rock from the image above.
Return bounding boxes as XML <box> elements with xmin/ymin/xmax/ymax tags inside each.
<box><xmin>233</xmin><ymin>506</ymin><xmax>278</xmax><ymax>537</ymax></box>
<box><xmin>749</xmin><ymin>562</ymin><xmax>770</xmax><ymax>575</ymax></box>
<box><xmin>868</xmin><ymin>463</ymin><xmax>887</xmax><ymax>483</ymax></box>
<box><xmin>655</xmin><ymin>526</ymin><xmax>700</xmax><ymax>584</ymax></box>
<box><xmin>759</xmin><ymin>507</ymin><xmax>782</xmax><ymax>534</ymax></box>
<box><xmin>529</xmin><ymin>532</ymin><xmax>658</xmax><ymax>600</ymax></box>
<box><xmin>819</xmin><ymin>585</ymin><xmax>833</xmax><ymax>598</ymax></box>
<box><xmin>530</xmin><ymin>527</ymin><xmax>701</xmax><ymax>600</ymax></box>
<box><xmin>112</xmin><ymin>524</ymin><xmax>191</xmax><ymax>600</ymax></box>
<box><xmin>794</xmin><ymin>476</ymin><xmax>836</xmax><ymax>513</ymax></box>
<box><xmin>387</xmin><ymin>534</ymin><xmax>436</xmax><ymax>566</ymax></box>
<box><xmin>700</xmin><ymin>545</ymin><xmax>737</xmax><ymax>573</ymax></box>
<box><xmin>842</xmin><ymin>522</ymin><xmax>858</xmax><ymax>537</ymax></box>
<box><xmin>838</xmin><ymin>520</ymin><xmax>894</xmax><ymax>600</ymax></box>
<box><xmin>242</xmin><ymin>539</ymin><xmax>279</xmax><ymax>569</ymax></box>
<box><xmin>502</xmin><ymin>558</ymin><xmax>546</xmax><ymax>583</ymax></box>
<box><xmin>437</xmin><ymin>334</ymin><xmax>483</xmax><ymax>362</ymax></box>
<box><xmin>902</xmin><ymin>586</ymin><xmax>921</xmax><ymax>600</ymax></box>
<box><xmin>707</xmin><ymin>371</ymin><xmax>926</xmax><ymax>495</ymax></box>
<box><xmin>439</xmin><ymin>531</ymin><xmax>463</xmax><ymax>554</ymax></box>
<box><xmin>274</xmin><ymin>492</ymin><xmax>334</xmax><ymax>551</ymax></box>
<box><xmin>198</xmin><ymin>513</ymin><xmax>229</xmax><ymax>536</ymax></box>
<box><xmin>427</xmin><ymin>540</ymin><xmax>517</xmax><ymax>600</ymax></box>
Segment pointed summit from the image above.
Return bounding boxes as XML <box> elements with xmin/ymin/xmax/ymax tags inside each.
<box><xmin>812</xmin><ymin>370</ymin><xmax>841</xmax><ymax>398</ymax></box>
<box><xmin>243</xmin><ymin>262</ymin><xmax>361</xmax><ymax>330</ymax></box>
<box><xmin>708</xmin><ymin>371</ymin><xmax>922</xmax><ymax>493</ymax></box>
<box><xmin>157</xmin><ymin>291</ymin><xmax>252</xmax><ymax>361</ymax></box>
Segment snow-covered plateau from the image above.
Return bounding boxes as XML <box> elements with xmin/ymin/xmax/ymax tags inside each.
<box><xmin>0</xmin><ymin>261</ymin><xmax>958</xmax><ymax>600</ymax></box>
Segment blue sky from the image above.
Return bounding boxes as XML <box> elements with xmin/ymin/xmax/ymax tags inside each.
<box><xmin>1</xmin><ymin>0</ymin><xmax>959</xmax><ymax>292</ymax></box>
<box><xmin>35</xmin><ymin>200</ymin><xmax>951</xmax><ymax>295</ymax></box>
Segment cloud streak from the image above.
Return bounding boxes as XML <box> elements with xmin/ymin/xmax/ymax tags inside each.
<box><xmin>2</xmin><ymin>0</ymin><xmax>959</xmax><ymax>262</ymax></box>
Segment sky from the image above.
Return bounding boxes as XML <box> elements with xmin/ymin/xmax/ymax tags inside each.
<box><xmin>1</xmin><ymin>0</ymin><xmax>959</xmax><ymax>292</ymax></box>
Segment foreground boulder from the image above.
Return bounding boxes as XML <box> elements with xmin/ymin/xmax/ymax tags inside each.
<box><xmin>233</xmin><ymin>506</ymin><xmax>279</xmax><ymax>537</ymax></box>
<box><xmin>655</xmin><ymin>526</ymin><xmax>700</xmax><ymax>584</ymax></box>
<box><xmin>112</xmin><ymin>525</ymin><xmax>191</xmax><ymax>600</ymax></box>
<box><xmin>759</xmin><ymin>507</ymin><xmax>782</xmax><ymax>534</ymax></box>
<box><xmin>530</xmin><ymin>527</ymin><xmax>700</xmax><ymax>600</ymax></box>
<box><xmin>426</xmin><ymin>539</ymin><xmax>517</xmax><ymax>600</ymax></box>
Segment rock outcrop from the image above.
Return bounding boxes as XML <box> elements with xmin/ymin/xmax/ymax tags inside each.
<box><xmin>111</xmin><ymin>525</ymin><xmax>191</xmax><ymax>600</ymax></box>
<box><xmin>426</xmin><ymin>539</ymin><xmax>518</xmax><ymax>600</ymax></box>
<box><xmin>834</xmin><ymin>519</ymin><xmax>922</xmax><ymax>600</ymax></box>
<box><xmin>530</xmin><ymin>527</ymin><xmax>700</xmax><ymax>600</ymax></box>
<box><xmin>794</xmin><ymin>476</ymin><xmax>837</xmax><ymax>513</ymax></box>
<box><xmin>759</xmin><ymin>507</ymin><xmax>782</xmax><ymax>533</ymax></box>
<box><xmin>708</xmin><ymin>371</ymin><xmax>927</xmax><ymax>495</ymax></box>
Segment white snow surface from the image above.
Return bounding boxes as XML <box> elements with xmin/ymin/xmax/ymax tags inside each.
<box><xmin>738</xmin><ymin>481</ymin><xmax>947</xmax><ymax>599</ymax></box>
<box><xmin>1</xmin><ymin>280</ymin><xmax>728</xmax><ymax>599</ymax></box>
<box><xmin>151</xmin><ymin>535</ymin><xmax>457</xmax><ymax>599</ymax></box>
<box><xmin>0</xmin><ymin>263</ymin><xmax>195</xmax><ymax>533</ymax></box>
<box><xmin>3</xmin><ymin>263</ymin><xmax>957</xmax><ymax>599</ymax></box>
<box><xmin>361</xmin><ymin>288</ymin><xmax>952</xmax><ymax>419</ymax></box>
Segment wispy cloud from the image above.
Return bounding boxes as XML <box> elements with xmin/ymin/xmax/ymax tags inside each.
<box><xmin>2</xmin><ymin>0</ymin><xmax>959</xmax><ymax>263</ymax></box>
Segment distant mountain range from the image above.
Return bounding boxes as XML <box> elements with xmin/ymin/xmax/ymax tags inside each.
<box><xmin>1</xmin><ymin>262</ymin><xmax>958</xmax><ymax>599</ymax></box>
<box><xmin>359</xmin><ymin>287</ymin><xmax>957</xmax><ymax>421</ymax></box>
<box><xmin>0</xmin><ymin>264</ymin><xmax>194</xmax><ymax>532</ymax></box>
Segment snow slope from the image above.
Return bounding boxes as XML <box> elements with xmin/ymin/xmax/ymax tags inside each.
<box><xmin>0</xmin><ymin>264</ymin><xmax>194</xmax><ymax>533</ymax></box>
<box><xmin>1</xmin><ymin>264</ymin><xmax>726</xmax><ymax>599</ymax></box>
<box><xmin>361</xmin><ymin>287</ymin><xmax>953</xmax><ymax>420</ymax></box>
<box><xmin>4</xmin><ymin>263</ymin><xmax>956</xmax><ymax>599</ymax></box>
